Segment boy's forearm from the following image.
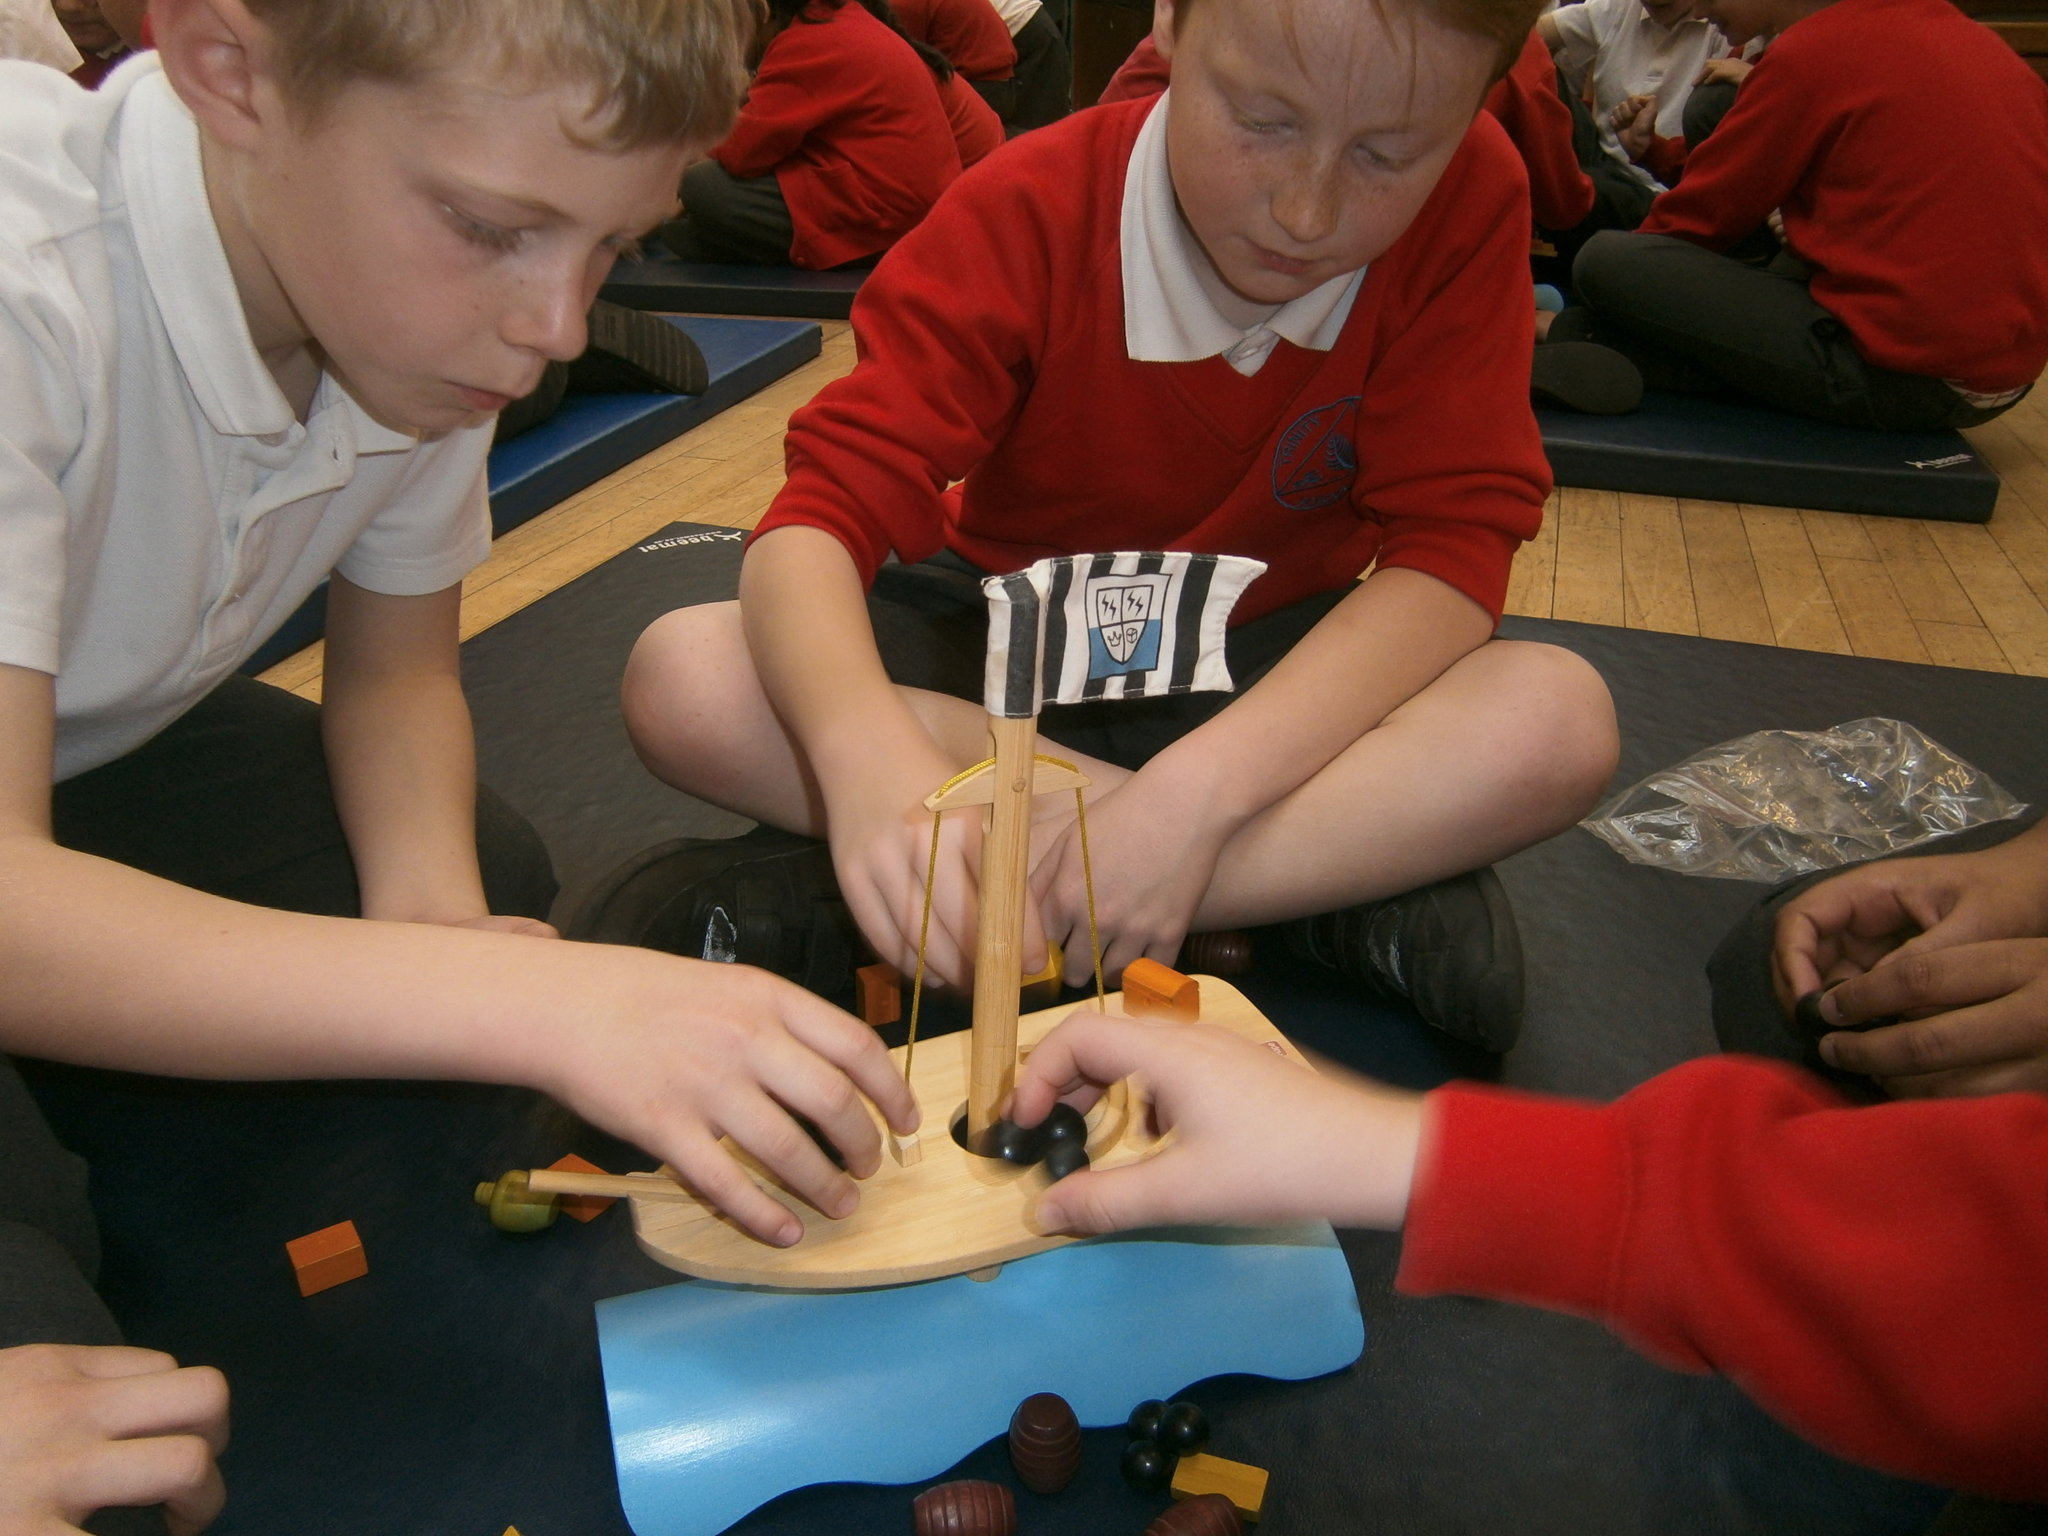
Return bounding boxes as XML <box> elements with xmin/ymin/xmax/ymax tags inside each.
<box><xmin>319</xmin><ymin>578</ymin><xmax>489</xmax><ymax>923</ymax></box>
<box><xmin>739</xmin><ymin>526</ymin><xmax>935</xmax><ymax>780</ymax></box>
<box><xmin>321</xmin><ymin>665</ymin><xmax>490</xmax><ymax>922</ymax></box>
<box><xmin>0</xmin><ymin>833</ymin><xmax>579</xmax><ymax>1087</ymax></box>
<box><xmin>1136</xmin><ymin>568</ymin><xmax>1493</xmax><ymax>831</ymax></box>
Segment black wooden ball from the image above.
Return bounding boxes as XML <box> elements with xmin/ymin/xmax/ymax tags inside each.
<box><xmin>1126</xmin><ymin>1398</ymin><xmax>1167</xmax><ymax>1442</ymax></box>
<box><xmin>975</xmin><ymin>1117</ymin><xmax>1046</xmax><ymax>1166</ymax></box>
<box><xmin>1157</xmin><ymin>1400</ymin><xmax>1210</xmax><ymax>1456</ymax></box>
<box><xmin>1120</xmin><ymin>1439</ymin><xmax>1174</xmax><ymax>1494</ymax></box>
<box><xmin>1039</xmin><ymin>1101</ymin><xmax>1088</xmax><ymax>1145</ymax></box>
<box><xmin>1041</xmin><ymin>1139</ymin><xmax>1089</xmax><ymax>1183</ymax></box>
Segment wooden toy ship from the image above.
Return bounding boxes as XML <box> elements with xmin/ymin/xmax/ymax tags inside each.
<box><xmin>525</xmin><ymin>553</ymin><xmax>1306</xmax><ymax>1289</ymax></box>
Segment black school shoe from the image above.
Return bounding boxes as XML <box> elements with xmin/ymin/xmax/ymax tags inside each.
<box><xmin>1531</xmin><ymin>340</ymin><xmax>1643</xmax><ymax>415</ymax></box>
<box><xmin>1285</xmin><ymin>867</ymin><xmax>1525</xmax><ymax>1053</ymax></box>
<box><xmin>566</xmin><ymin>299</ymin><xmax>710</xmax><ymax>396</ymax></box>
<box><xmin>568</xmin><ymin>826</ymin><xmax>863</xmax><ymax>1005</ymax></box>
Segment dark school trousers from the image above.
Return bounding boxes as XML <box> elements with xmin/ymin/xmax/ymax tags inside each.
<box><xmin>1570</xmin><ymin>231</ymin><xmax>2024</xmax><ymax>431</ymax></box>
<box><xmin>662</xmin><ymin>159</ymin><xmax>800</xmax><ymax>267</ymax></box>
<box><xmin>1005</xmin><ymin>9</ymin><xmax>1072</xmax><ymax>133</ymax></box>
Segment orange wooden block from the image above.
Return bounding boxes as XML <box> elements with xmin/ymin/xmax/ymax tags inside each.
<box><xmin>1123</xmin><ymin>957</ymin><xmax>1199</xmax><ymax>1022</ymax></box>
<box><xmin>548</xmin><ymin>1153</ymin><xmax>616</xmax><ymax>1222</ymax></box>
<box><xmin>286</xmin><ymin>1219</ymin><xmax>367</xmax><ymax>1297</ymax></box>
<box><xmin>856</xmin><ymin>962</ymin><xmax>902</xmax><ymax>1027</ymax></box>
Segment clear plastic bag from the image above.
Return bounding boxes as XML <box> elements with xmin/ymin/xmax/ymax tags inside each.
<box><xmin>1579</xmin><ymin>717</ymin><xmax>2028</xmax><ymax>882</ymax></box>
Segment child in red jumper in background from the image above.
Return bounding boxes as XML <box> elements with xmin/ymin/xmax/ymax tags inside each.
<box><xmin>661</xmin><ymin>0</ymin><xmax>976</xmax><ymax>268</ymax></box>
<box><xmin>1554</xmin><ymin>0</ymin><xmax>2048</xmax><ymax>429</ymax></box>
<box><xmin>616</xmin><ymin>0</ymin><xmax>1621</xmax><ymax>1053</ymax></box>
<box><xmin>893</xmin><ymin>0</ymin><xmax>1017</xmax><ymax>121</ymax></box>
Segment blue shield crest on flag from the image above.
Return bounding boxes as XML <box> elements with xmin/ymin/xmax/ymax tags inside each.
<box><xmin>1086</xmin><ymin>579</ymin><xmax>1164</xmax><ymax>680</ymax></box>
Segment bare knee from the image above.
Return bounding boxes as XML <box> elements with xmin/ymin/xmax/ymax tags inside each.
<box><xmin>1486</xmin><ymin>641</ymin><xmax>1620</xmax><ymax>823</ymax></box>
<box><xmin>621</xmin><ymin>602</ymin><xmax>757</xmax><ymax>787</ymax></box>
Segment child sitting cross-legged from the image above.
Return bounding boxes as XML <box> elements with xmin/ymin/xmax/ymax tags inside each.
<box><xmin>660</xmin><ymin>0</ymin><xmax>994</xmax><ymax>270</ymax></box>
<box><xmin>616</xmin><ymin>0</ymin><xmax>1622</xmax><ymax>1053</ymax></box>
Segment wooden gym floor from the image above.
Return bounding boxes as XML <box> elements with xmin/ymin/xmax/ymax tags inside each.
<box><xmin>259</xmin><ymin>317</ymin><xmax>2048</xmax><ymax>700</ymax></box>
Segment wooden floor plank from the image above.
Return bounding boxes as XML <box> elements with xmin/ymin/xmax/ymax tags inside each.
<box><xmin>1503</xmin><ymin>489</ymin><xmax>1558</xmax><ymax>619</ymax></box>
<box><xmin>1917</xmin><ymin>619</ymin><xmax>2013</xmax><ymax>672</ymax></box>
<box><xmin>1619</xmin><ymin>491</ymin><xmax>1697</xmax><ymax>635</ymax></box>
<box><xmin>1814</xmin><ymin>549</ymin><xmax>1930</xmax><ymax>664</ymax></box>
<box><xmin>1551</xmin><ymin>486</ymin><xmax>1624</xmax><ymax>627</ymax></box>
<box><xmin>1740</xmin><ymin>504</ymin><xmax>1852</xmax><ymax>654</ymax></box>
<box><xmin>1924</xmin><ymin>520</ymin><xmax>2048</xmax><ymax>675</ymax></box>
<box><xmin>1678</xmin><ymin>500</ymin><xmax>1773</xmax><ymax>645</ymax></box>
<box><xmin>1858</xmin><ymin>515</ymin><xmax>1983</xmax><ymax>627</ymax></box>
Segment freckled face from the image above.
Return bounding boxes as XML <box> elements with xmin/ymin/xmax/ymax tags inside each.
<box><xmin>236</xmin><ymin>69</ymin><xmax>692</xmax><ymax>433</ymax></box>
<box><xmin>1154</xmin><ymin>0</ymin><xmax>1496</xmax><ymax>307</ymax></box>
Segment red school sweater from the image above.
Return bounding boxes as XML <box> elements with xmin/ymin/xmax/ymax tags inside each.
<box><xmin>757</xmin><ymin>100</ymin><xmax>1548</xmax><ymax>626</ymax></box>
<box><xmin>895</xmin><ymin>0</ymin><xmax>1016</xmax><ymax>81</ymax></box>
<box><xmin>1483</xmin><ymin>31</ymin><xmax>1596</xmax><ymax>234</ymax></box>
<box><xmin>1401</xmin><ymin>1055</ymin><xmax>2048</xmax><ymax>1500</ymax></box>
<box><xmin>940</xmin><ymin>70</ymin><xmax>1004</xmax><ymax>170</ymax></box>
<box><xmin>714</xmin><ymin>1</ymin><xmax>962</xmax><ymax>271</ymax></box>
<box><xmin>1638</xmin><ymin>0</ymin><xmax>2048</xmax><ymax>392</ymax></box>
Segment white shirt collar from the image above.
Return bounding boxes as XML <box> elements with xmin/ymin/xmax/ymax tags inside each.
<box><xmin>1121</xmin><ymin>90</ymin><xmax>1366</xmax><ymax>378</ymax></box>
<box><xmin>121</xmin><ymin>63</ymin><xmax>416</xmax><ymax>453</ymax></box>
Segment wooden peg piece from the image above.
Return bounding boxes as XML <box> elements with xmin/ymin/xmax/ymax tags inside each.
<box><xmin>547</xmin><ymin>1153</ymin><xmax>616</xmax><ymax>1221</ymax></box>
<box><xmin>286</xmin><ymin>1219</ymin><xmax>367</xmax><ymax>1297</ymax></box>
<box><xmin>856</xmin><ymin>962</ymin><xmax>902</xmax><ymax>1026</ymax></box>
<box><xmin>1123</xmin><ymin>957</ymin><xmax>1199</xmax><ymax>1022</ymax></box>
<box><xmin>1170</xmin><ymin>1452</ymin><xmax>1268</xmax><ymax>1522</ymax></box>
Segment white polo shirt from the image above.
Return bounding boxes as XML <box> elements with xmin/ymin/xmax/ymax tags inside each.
<box><xmin>0</xmin><ymin>56</ymin><xmax>493</xmax><ymax>781</ymax></box>
<box><xmin>986</xmin><ymin>0</ymin><xmax>1043</xmax><ymax>39</ymax></box>
<box><xmin>1550</xmin><ymin>0</ymin><xmax>1726</xmax><ymax>192</ymax></box>
<box><xmin>1121</xmin><ymin>92</ymin><xmax>1366</xmax><ymax>380</ymax></box>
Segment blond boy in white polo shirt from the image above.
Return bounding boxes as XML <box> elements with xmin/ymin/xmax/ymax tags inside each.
<box><xmin>0</xmin><ymin>1</ymin><xmax>918</xmax><ymax>1523</ymax></box>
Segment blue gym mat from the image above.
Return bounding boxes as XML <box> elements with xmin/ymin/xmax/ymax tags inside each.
<box><xmin>600</xmin><ymin>248</ymin><xmax>869</xmax><ymax>320</ymax></box>
<box><xmin>1539</xmin><ymin>390</ymin><xmax>2001</xmax><ymax>521</ymax></box>
<box><xmin>239</xmin><ymin>316</ymin><xmax>820</xmax><ymax>674</ymax></box>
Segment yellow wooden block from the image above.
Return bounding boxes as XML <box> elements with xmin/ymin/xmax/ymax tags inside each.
<box><xmin>1172</xmin><ymin>1451</ymin><xmax>1268</xmax><ymax>1521</ymax></box>
<box><xmin>1020</xmin><ymin>942</ymin><xmax>1063</xmax><ymax>1009</ymax></box>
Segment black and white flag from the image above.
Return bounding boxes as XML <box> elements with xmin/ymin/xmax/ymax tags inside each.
<box><xmin>982</xmin><ymin>552</ymin><xmax>1266</xmax><ymax>719</ymax></box>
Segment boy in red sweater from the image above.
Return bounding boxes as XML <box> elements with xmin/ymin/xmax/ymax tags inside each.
<box><xmin>618</xmin><ymin>0</ymin><xmax>1622</xmax><ymax>1052</ymax></box>
<box><xmin>1009</xmin><ymin>1010</ymin><xmax>2048</xmax><ymax>1503</ymax></box>
<box><xmin>1554</xmin><ymin>0</ymin><xmax>2048</xmax><ymax>429</ymax></box>
<box><xmin>661</xmin><ymin>0</ymin><xmax>963</xmax><ymax>269</ymax></box>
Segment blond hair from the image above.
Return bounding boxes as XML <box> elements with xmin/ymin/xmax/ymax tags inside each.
<box><xmin>242</xmin><ymin>0</ymin><xmax>757</xmax><ymax>149</ymax></box>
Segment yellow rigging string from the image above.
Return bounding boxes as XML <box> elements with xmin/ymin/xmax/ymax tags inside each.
<box><xmin>901</xmin><ymin>753</ymin><xmax>1105</xmax><ymax>1091</ymax></box>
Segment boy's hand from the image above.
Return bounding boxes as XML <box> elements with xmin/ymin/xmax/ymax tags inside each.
<box><xmin>1612</xmin><ymin>94</ymin><xmax>1658</xmax><ymax>162</ymax></box>
<box><xmin>537</xmin><ymin>946</ymin><xmax>920</xmax><ymax>1247</ymax></box>
<box><xmin>823</xmin><ymin>737</ymin><xmax>1050</xmax><ymax>992</ymax></box>
<box><xmin>1807</xmin><ymin>938</ymin><xmax>2048</xmax><ymax>1097</ymax></box>
<box><xmin>1010</xmin><ymin>1012</ymin><xmax>1424</xmax><ymax>1235</ymax></box>
<box><xmin>1696</xmin><ymin>56</ymin><xmax>1754</xmax><ymax>87</ymax></box>
<box><xmin>1773</xmin><ymin>836</ymin><xmax>2048</xmax><ymax>1006</ymax></box>
<box><xmin>1029</xmin><ymin>779</ymin><xmax>1228</xmax><ymax>985</ymax></box>
<box><xmin>0</xmin><ymin>1343</ymin><xmax>229</xmax><ymax>1536</ymax></box>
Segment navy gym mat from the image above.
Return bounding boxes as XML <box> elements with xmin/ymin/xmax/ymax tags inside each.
<box><xmin>33</xmin><ymin>522</ymin><xmax>2048</xmax><ymax>1535</ymax></box>
<box><xmin>600</xmin><ymin>248</ymin><xmax>868</xmax><ymax>320</ymax></box>
<box><xmin>1539</xmin><ymin>389</ymin><xmax>2002</xmax><ymax>521</ymax></box>
<box><xmin>239</xmin><ymin>317</ymin><xmax>820</xmax><ymax>675</ymax></box>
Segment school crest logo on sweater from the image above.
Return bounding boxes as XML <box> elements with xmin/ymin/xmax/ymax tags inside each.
<box><xmin>1272</xmin><ymin>396</ymin><xmax>1362</xmax><ymax>511</ymax></box>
